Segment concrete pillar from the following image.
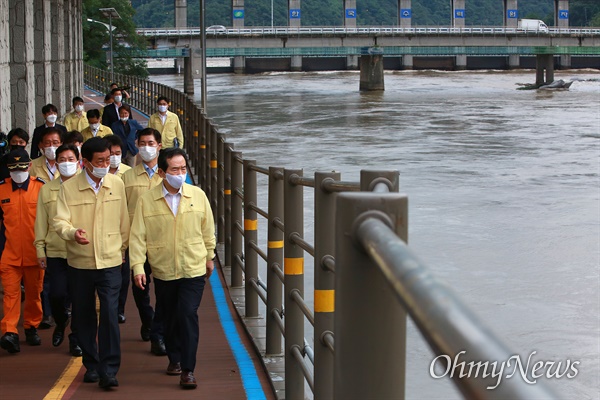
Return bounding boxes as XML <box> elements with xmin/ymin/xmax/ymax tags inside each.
<box><xmin>359</xmin><ymin>54</ymin><xmax>384</xmax><ymax>91</ymax></box>
<box><xmin>53</xmin><ymin>0</ymin><xmax>67</xmax><ymax>114</ymax></box>
<box><xmin>536</xmin><ymin>54</ymin><xmax>555</xmax><ymax>86</ymax></box>
<box><xmin>290</xmin><ymin>56</ymin><xmax>302</xmax><ymax>72</ymax></box>
<box><xmin>0</xmin><ymin>0</ymin><xmax>10</xmax><ymax>133</ymax></box>
<box><xmin>455</xmin><ymin>55</ymin><xmax>467</xmax><ymax>70</ymax></box>
<box><xmin>289</xmin><ymin>0</ymin><xmax>301</xmax><ymax>27</ymax></box>
<box><xmin>10</xmin><ymin>0</ymin><xmax>38</xmax><ymax>133</ymax></box>
<box><xmin>398</xmin><ymin>0</ymin><xmax>412</xmax><ymax>27</ymax></box>
<box><xmin>233</xmin><ymin>55</ymin><xmax>245</xmax><ymax>74</ymax></box>
<box><xmin>344</xmin><ymin>0</ymin><xmax>357</xmax><ymax>27</ymax></box>
<box><xmin>346</xmin><ymin>55</ymin><xmax>359</xmax><ymax>70</ymax></box>
<box><xmin>504</xmin><ymin>0</ymin><xmax>520</xmax><ymax>69</ymax></box>
<box><xmin>175</xmin><ymin>0</ymin><xmax>187</xmax><ymax>27</ymax></box>
<box><xmin>232</xmin><ymin>0</ymin><xmax>245</xmax><ymax>74</ymax></box>
<box><xmin>402</xmin><ymin>55</ymin><xmax>413</xmax><ymax>70</ymax></box>
<box><xmin>554</xmin><ymin>0</ymin><xmax>570</xmax><ymax>69</ymax></box>
<box><xmin>451</xmin><ymin>0</ymin><xmax>466</xmax><ymax>27</ymax></box>
<box><xmin>34</xmin><ymin>0</ymin><xmax>52</xmax><ymax>116</ymax></box>
<box><xmin>508</xmin><ymin>54</ymin><xmax>520</xmax><ymax>69</ymax></box>
<box><xmin>183</xmin><ymin>55</ymin><xmax>194</xmax><ymax>95</ymax></box>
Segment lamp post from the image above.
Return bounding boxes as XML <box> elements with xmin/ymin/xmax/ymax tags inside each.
<box><xmin>99</xmin><ymin>7</ymin><xmax>121</xmax><ymax>82</ymax></box>
<box><xmin>271</xmin><ymin>0</ymin><xmax>274</xmax><ymax>27</ymax></box>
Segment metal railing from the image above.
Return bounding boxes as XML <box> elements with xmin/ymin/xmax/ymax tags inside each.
<box><xmin>136</xmin><ymin>25</ymin><xmax>600</xmax><ymax>37</ymax></box>
<box><xmin>85</xmin><ymin>65</ymin><xmax>557</xmax><ymax>400</ymax></box>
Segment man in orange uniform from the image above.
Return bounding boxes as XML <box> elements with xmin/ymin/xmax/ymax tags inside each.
<box><xmin>0</xmin><ymin>148</ymin><xmax>46</xmax><ymax>353</ymax></box>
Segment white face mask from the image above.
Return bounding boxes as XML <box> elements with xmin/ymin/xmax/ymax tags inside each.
<box><xmin>58</xmin><ymin>161</ymin><xmax>78</xmax><ymax>177</ymax></box>
<box><xmin>109</xmin><ymin>154</ymin><xmax>121</xmax><ymax>169</ymax></box>
<box><xmin>165</xmin><ymin>173</ymin><xmax>186</xmax><ymax>189</ymax></box>
<box><xmin>46</xmin><ymin>114</ymin><xmax>57</xmax><ymax>124</ymax></box>
<box><xmin>75</xmin><ymin>105</ymin><xmax>84</xmax><ymax>112</ymax></box>
<box><xmin>10</xmin><ymin>170</ymin><xmax>29</xmax><ymax>184</ymax></box>
<box><xmin>44</xmin><ymin>146</ymin><xmax>58</xmax><ymax>161</ymax></box>
<box><xmin>90</xmin><ymin>123</ymin><xmax>100</xmax><ymax>131</ymax></box>
<box><xmin>120</xmin><ymin>117</ymin><xmax>129</xmax><ymax>123</ymax></box>
<box><xmin>89</xmin><ymin>165</ymin><xmax>109</xmax><ymax>179</ymax></box>
<box><xmin>114</xmin><ymin>95</ymin><xmax>123</xmax><ymax>103</ymax></box>
<box><xmin>139</xmin><ymin>146</ymin><xmax>158</xmax><ymax>162</ymax></box>
<box><xmin>158</xmin><ymin>105</ymin><xmax>168</xmax><ymax>113</ymax></box>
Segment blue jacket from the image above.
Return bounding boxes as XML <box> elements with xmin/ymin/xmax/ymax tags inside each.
<box><xmin>111</xmin><ymin>119</ymin><xmax>143</xmax><ymax>157</ymax></box>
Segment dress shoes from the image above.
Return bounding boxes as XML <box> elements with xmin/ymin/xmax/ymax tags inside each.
<box><xmin>38</xmin><ymin>315</ymin><xmax>55</xmax><ymax>329</ymax></box>
<box><xmin>179</xmin><ymin>370</ymin><xmax>197</xmax><ymax>389</ymax></box>
<box><xmin>166</xmin><ymin>361</ymin><xmax>182</xmax><ymax>375</ymax></box>
<box><xmin>151</xmin><ymin>338</ymin><xmax>167</xmax><ymax>356</ymax></box>
<box><xmin>52</xmin><ymin>325</ymin><xmax>66</xmax><ymax>347</ymax></box>
<box><xmin>118</xmin><ymin>313</ymin><xmax>126</xmax><ymax>324</ymax></box>
<box><xmin>69</xmin><ymin>341</ymin><xmax>82</xmax><ymax>357</ymax></box>
<box><xmin>0</xmin><ymin>332</ymin><xmax>20</xmax><ymax>353</ymax></box>
<box><xmin>83</xmin><ymin>369</ymin><xmax>99</xmax><ymax>383</ymax></box>
<box><xmin>99</xmin><ymin>375</ymin><xmax>119</xmax><ymax>389</ymax></box>
<box><xmin>140</xmin><ymin>325</ymin><xmax>151</xmax><ymax>342</ymax></box>
<box><xmin>25</xmin><ymin>328</ymin><xmax>41</xmax><ymax>346</ymax></box>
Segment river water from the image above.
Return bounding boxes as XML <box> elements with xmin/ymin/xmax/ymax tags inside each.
<box><xmin>152</xmin><ymin>69</ymin><xmax>599</xmax><ymax>399</ymax></box>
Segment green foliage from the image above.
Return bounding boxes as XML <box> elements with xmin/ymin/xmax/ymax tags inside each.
<box><xmin>129</xmin><ymin>0</ymin><xmax>599</xmax><ymax>28</ymax></box>
<box><xmin>83</xmin><ymin>0</ymin><xmax>149</xmax><ymax>78</ymax></box>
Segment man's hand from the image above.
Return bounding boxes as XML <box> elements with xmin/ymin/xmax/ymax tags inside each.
<box><xmin>206</xmin><ymin>259</ymin><xmax>215</xmax><ymax>279</ymax></box>
<box><xmin>74</xmin><ymin>228</ymin><xmax>90</xmax><ymax>245</ymax></box>
<box><xmin>134</xmin><ymin>273</ymin><xmax>146</xmax><ymax>290</ymax></box>
<box><xmin>38</xmin><ymin>257</ymin><xmax>47</xmax><ymax>269</ymax></box>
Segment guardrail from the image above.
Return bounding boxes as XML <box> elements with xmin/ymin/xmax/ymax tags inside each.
<box><xmin>136</xmin><ymin>25</ymin><xmax>600</xmax><ymax>37</ymax></box>
<box><xmin>84</xmin><ymin>64</ymin><xmax>557</xmax><ymax>400</ymax></box>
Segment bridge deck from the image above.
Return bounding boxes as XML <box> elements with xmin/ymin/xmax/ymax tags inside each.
<box><xmin>0</xmin><ymin>90</ymin><xmax>275</xmax><ymax>399</ymax></box>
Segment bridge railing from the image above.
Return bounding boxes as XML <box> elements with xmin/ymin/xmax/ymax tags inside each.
<box><xmin>84</xmin><ymin>64</ymin><xmax>557</xmax><ymax>400</ymax></box>
<box><xmin>136</xmin><ymin>25</ymin><xmax>600</xmax><ymax>37</ymax></box>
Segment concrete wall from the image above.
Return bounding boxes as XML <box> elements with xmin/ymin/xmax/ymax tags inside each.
<box><xmin>0</xmin><ymin>0</ymin><xmax>82</xmax><ymax>135</ymax></box>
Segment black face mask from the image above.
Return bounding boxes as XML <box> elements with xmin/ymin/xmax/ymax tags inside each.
<box><xmin>9</xmin><ymin>145</ymin><xmax>26</xmax><ymax>151</ymax></box>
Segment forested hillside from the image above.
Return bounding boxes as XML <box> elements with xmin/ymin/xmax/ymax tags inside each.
<box><xmin>131</xmin><ymin>0</ymin><xmax>599</xmax><ymax>28</ymax></box>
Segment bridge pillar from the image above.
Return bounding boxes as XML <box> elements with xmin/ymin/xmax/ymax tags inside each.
<box><xmin>402</xmin><ymin>55</ymin><xmax>413</xmax><ymax>70</ymax></box>
<box><xmin>503</xmin><ymin>0</ymin><xmax>520</xmax><ymax>69</ymax></box>
<box><xmin>536</xmin><ymin>54</ymin><xmax>555</xmax><ymax>86</ymax></box>
<box><xmin>291</xmin><ymin>56</ymin><xmax>302</xmax><ymax>72</ymax></box>
<box><xmin>398</xmin><ymin>0</ymin><xmax>412</xmax><ymax>27</ymax></box>
<box><xmin>455</xmin><ymin>55</ymin><xmax>467</xmax><ymax>70</ymax></box>
<box><xmin>360</xmin><ymin>53</ymin><xmax>384</xmax><ymax>91</ymax></box>
<box><xmin>451</xmin><ymin>0</ymin><xmax>466</xmax><ymax>27</ymax></box>
<box><xmin>346</xmin><ymin>55</ymin><xmax>359</xmax><ymax>70</ymax></box>
<box><xmin>554</xmin><ymin>0</ymin><xmax>570</xmax><ymax>69</ymax></box>
<box><xmin>288</xmin><ymin>0</ymin><xmax>301</xmax><ymax>27</ymax></box>
<box><xmin>344</xmin><ymin>0</ymin><xmax>357</xmax><ymax>69</ymax></box>
<box><xmin>508</xmin><ymin>54</ymin><xmax>520</xmax><ymax>69</ymax></box>
<box><xmin>183</xmin><ymin>55</ymin><xmax>194</xmax><ymax>94</ymax></box>
<box><xmin>233</xmin><ymin>56</ymin><xmax>245</xmax><ymax>74</ymax></box>
<box><xmin>175</xmin><ymin>0</ymin><xmax>187</xmax><ymax>72</ymax></box>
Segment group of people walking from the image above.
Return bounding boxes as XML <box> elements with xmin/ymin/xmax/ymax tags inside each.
<box><xmin>0</xmin><ymin>88</ymin><xmax>215</xmax><ymax>390</ymax></box>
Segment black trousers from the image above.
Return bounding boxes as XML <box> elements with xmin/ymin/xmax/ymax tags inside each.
<box><xmin>154</xmin><ymin>275</ymin><xmax>206</xmax><ymax>372</ymax></box>
<box><xmin>46</xmin><ymin>257</ymin><xmax>77</xmax><ymax>344</ymax></box>
<box><xmin>68</xmin><ymin>266</ymin><xmax>121</xmax><ymax>377</ymax></box>
<box><xmin>131</xmin><ymin>260</ymin><xmax>164</xmax><ymax>341</ymax></box>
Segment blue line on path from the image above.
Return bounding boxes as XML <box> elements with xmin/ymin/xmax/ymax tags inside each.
<box><xmin>210</xmin><ymin>270</ymin><xmax>268</xmax><ymax>400</ymax></box>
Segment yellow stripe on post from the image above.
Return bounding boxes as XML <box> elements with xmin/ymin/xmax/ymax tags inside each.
<box><xmin>200</xmin><ymin>144</ymin><xmax>207</xmax><ymax>149</ymax></box>
<box><xmin>211</xmin><ymin>160</ymin><xmax>217</xmax><ymax>168</ymax></box>
<box><xmin>314</xmin><ymin>290</ymin><xmax>335</xmax><ymax>313</ymax></box>
<box><xmin>284</xmin><ymin>258</ymin><xmax>304</xmax><ymax>275</ymax></box>
<box><xmin>244</xmin><ymin>219</ymin><xmax>258</xmax><ymax>231</ymax></box>
<box><xmin>193</xmin><ymin>130</ymin><xmax>199</xmax><ymax>137</ymax></box>
<box><xmin>268</xmin><ymin>240</ymin><xmax>284</xmax><ymax>249</ymax></box>
<box><xmin>224</xmin><ymin>189</ymin><xmax>232</xmax><ymax>195</ymax></box>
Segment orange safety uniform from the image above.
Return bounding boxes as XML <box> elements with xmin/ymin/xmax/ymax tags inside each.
<box><xmin>0</xmin><ymin>176</ymin><xmax>45</xmax><ymax>334</ymax></box>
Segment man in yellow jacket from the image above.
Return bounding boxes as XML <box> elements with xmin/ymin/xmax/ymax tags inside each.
<box><xmin>130</xmin><ymin>148</ymin><xmax>215</xmax><ymax>389</ymax></box>
<box><xmin>147</xmin><ymin>96</ymin><xmax>184</xmax><ymax>149</ymax></box>
<box><xmin>121</xmin><ymin>128</ymin><xmax>165</xmax><ymax>355</ymax></box>
<box><xmin>30</xmin><ymin>127</ymin><xmax>62</xmax><ymax>182</ymax></box>
<box><xmin>54</xmin><ymin>137</ymin><xmax>129</xmax><ymax>389</ymax></box>
<box><xmin>63</xmin><ymin>96</ymin><xmax>89</xmax><ymax>133</ymax></box>
<box><xmin>34</xmin><ymin>144</ymin><xmax>82</xmax><ymax>357</ymax></box>
<box><xmin>81</xmin><ymin>109</ymin><xmax>113</xmax><ymax>142</ymax></box>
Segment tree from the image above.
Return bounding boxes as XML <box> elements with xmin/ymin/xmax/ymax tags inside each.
<box><xmin>83</xmin><ymin>0</ymin><xmax>149</xmax><ymax>78</ymax></box>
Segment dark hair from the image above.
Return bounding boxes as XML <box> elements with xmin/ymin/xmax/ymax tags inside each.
<box><xmin>104</xmin><ymin>93</ymin><xmax>113</xmax><ymax>102</ymax></box>
<box><xmin>72</xmin><ymin>96</ymin><xmax>84</xmax><ymax>105</ymax></box>
<box><xmin>119</xmin><ymin>104</ymin><xmax>132</xmax><ymax>115</ymax></box>
<box><xmin>86</xmin><ymin>109</ymin><xmax>100</xmax><ymax>120</ymax></box>
<box><xmin>7</xmin><ymin>128</ymin><xmax>29</xmax><ymax>144</ymax></box>
<box><xmin>40</xmin><ymin>127</ymin><xmax>63</xmax><ymax>142</ymax></box>
<box><xmin>136</xmin><ymin>127</ymin><xmax>161</xmax><ymax>144</ymax></box>
<box><xmin>104</xmin><ymin>134</ymin><xmax>124</xmax><ymax>151</ymax></box>
<box><xmin>63</xmin><ymin>130</ymin><xmax>84</xmax><ymax>145</ymax></box>
<box><xmin>156</xmin><ymin>96</ymin><xmax>170</xmax><ymax>104</ymax></box>
<box><xmin>109</xmin><ymin>82</ymin><xmax>118</xmax><ymax>88</ymax></box>
<box><xmin>111</xmin><ymin>88</ymin><xmax>122</xmax><ymax>95</ymax></box>
<box><xmin>55</xmin><ymin>143</ymin><xmax>79</xmax><ymax>160</ymax></box>
<box><xmin>81</xmin><ymin>137</ymin><xmax>110</xmax><ymax>162</ymax></box>
<box><xmin>158</xmin><ymin>148</ymin><xmax>188</xmax><ymax>172</ymax></box>
<box><xmin>42</xmin><ymin>104</ymin><xmax>58</xmax><ymax>115</ymax></box>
